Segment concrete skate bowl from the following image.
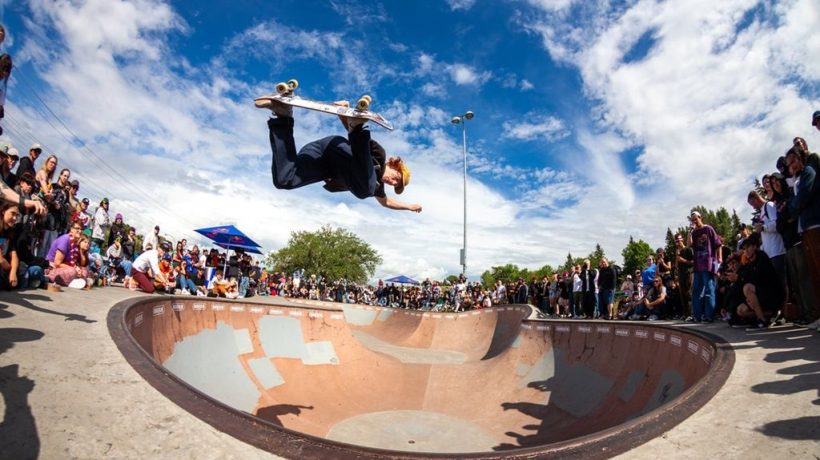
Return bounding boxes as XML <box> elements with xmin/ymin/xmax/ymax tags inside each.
<box><xmin>108</xmin><ymin>296</ymin><xmax>733</xmax><ymax>459</ymax></box>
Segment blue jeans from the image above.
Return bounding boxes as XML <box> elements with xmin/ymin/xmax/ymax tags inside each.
<box><xmin>238</xmin><ymin>276</ymin><xmax>249</xmax><ymax>297</ymax></box>
<box><xmin>176</xmin><ymin>276</ymin><xmax>197</xmax><ymax>293</ymax></box>
<box><xmin>692</xmin><ymin>271</ymin><xmax>716</xmax><ymax>321</ymax></box>
<box><xmin>20</xmin><ymin>265</ymin><xmax>46</xmax><ymax>289</ymax></box>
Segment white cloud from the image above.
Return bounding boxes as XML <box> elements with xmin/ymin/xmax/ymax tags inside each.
<box><xmin>516</xmin><ymin>0</ymin><xmax>819</xmax><ymax>257</ymax></box>
<box><xmin>502</xmin><ymin>113</ymin><xmax>569</xmax><ymax>142</ymax></box>
<box><xmin>447</xmin><ymin>63</ymin><xmax>492</xmax><ymax>85</ymax></box>
<box><xmin>520</xmin><ymin>79</ymin><xmax>535</xmax><ymax>91</ymax></box>
<box><xmin>446</xmin><ymin>0</ymin><xmax>477</xmax><ymax>11</ymax></box>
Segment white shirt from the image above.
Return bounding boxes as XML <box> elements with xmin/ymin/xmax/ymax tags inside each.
<box><xmin>572</xmin><ymin>273</ymin><xmax>582</xmax><ymax>292</ymax></box>
<box><xmin>144</xmin><ymin>231</ymin><xmax>159</xmax><ymax>251</ymax></box>
<box><xmin>760</xmin><ymin>201</ymin><xmax>786</xmax><ymax>258</ymax></box>
<box><xmin>132</xmin><ymin>250</ymin><xmax>160</xmax><ymax>274</ymax></box>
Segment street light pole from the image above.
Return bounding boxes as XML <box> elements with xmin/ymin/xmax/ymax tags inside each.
<box><xmin>451</xmin><ymin>111</ymin><xmax>474</xmax><ymax>277</ymax></box>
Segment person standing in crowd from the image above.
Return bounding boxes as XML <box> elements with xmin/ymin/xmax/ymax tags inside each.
<box><xmin>785</xmin><ymin>148</ymin><xmax>820</xmax><ymax>330</ymax></box>
<box><xmin>689</xmin><ymin>210</ymin><xmax>723</xmax><ymax>323</ymax></box>
<box><xmin>641</xmin><ymin>255</ymin><xmax>657</xmax><ymax>291</ymax></box>
<box><xmin>144</xmin><ymin>225</ymin><xmax>159</xmax><ymax>250</ymax></box>
<box><xmin>747</xmin><ymin>190</ymin><xmax>787</xmax><ymax>290</ymax></box>
<box><xmin>1</xmin><ymin>146</ymin><xmax>18</xmax><ymax>186</ymax></box>
<box><xmin>122</xmin><ymin>227</ymin><xmax>136</xmax><ymax>261</ymax></box>
<box><xmin>107</xmin><ymin>213</ymin><xmax>126</xmax><ymax>249</ymax></box>
<box><xmin>581</xmin><ymin>259</ymin><xmax>598</xmax><ymax>318</ymax></box>
<box><xmin>91</xmin><ymin>198</ymin><xmax>110</xmax><ymax>252</ymax></box>
<box><xmin>597</xmin><ymin>257</ymin><xmax>618</xmax><ymax>320</ymax></box>
<box><xmin>35</xmin><ymin>154</ymin><xmax>57</xmax><ymax>195</ymax></box>
<box><xmin>16</xmin><ymin>144</ymin><xmax>41</xmax><ymax>187</ymax></box>
<box><xmin>674</xmin><ymin>233</ymin><xmax>694</xmax><ymax>319</ymax></box>
<box><xmin>571</xmin><ymin>265</ymin><xmax>583</xmax><ymax>317</ymax></box>
<box><xmin>130</xmin><ymin>241</ymin><xmax>172</xmax><ymax>294</ymax></box>
<box><xmin>39</xmin><ymin>167</ymin><xmax>69</xmax><ymax>258</ymax></box>
<box><xmin>73</xmin><ymin>198</ymin><xmax>92</xmax><ymax>230</ymax></box>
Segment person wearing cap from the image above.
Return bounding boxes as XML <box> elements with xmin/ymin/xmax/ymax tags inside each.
<box><xmin>71</xmin><ymin>197</ymin><xmax>92</xmax><ymax>230</ymax></box>
<box><xmin>0</xmin><ymin>146</ymin><xmax>14</xmax><ymax>187</ymax></box>
<box><xmin>91</xmin><ymin>198</ymin><xmax>110</xmax><ymax>252</ymax></box>
<box><xmin>812</xmin><ymin>111</ymin><xmax>820</xmax><ymax>132</ymax></box>
<box><xmin>688</xmin><ymin>210</ymin><xmax>723</xmax><ymax>323</ymax></box>
<box><xmin>3</xmin><ymin>146</ymin><xmax>18</xmax><ymax>186</ymax></box>
<box><xmin>257</xmin><ymin>99</ymin><xmax>422</xmax><ymax>212</ymax></box>
<box><xmin>130</xmin><ymin>241</ymin><xmax>173</xmax><ymax>294</ymax></box>
<box><xmin>16</xmin><ymin>144</ymin><xmax>42</xmax><ymax>186</ymax></box>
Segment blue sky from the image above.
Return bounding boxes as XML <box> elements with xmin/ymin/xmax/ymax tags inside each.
<box><xmin>0</xmin><ymin>0</ymin><xmax>818</xmax><ymax>281</ymax></box>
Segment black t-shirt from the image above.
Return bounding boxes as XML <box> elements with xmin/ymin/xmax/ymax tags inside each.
<box><xmin>321</xmin><ymin>139</ymin><xmax>386</xmax><ymax>198</ymax></box>
<box><xmin>738</xmin><ymin>250</ymin><xmax>783</xmax><ymax>297</ymax></box>
<box><xmin>676</xmin><ymin>247</ymin><xmax>694</xmax><ymax>276</ymax></box>
<box><xmin>15</xmin><ymin>157</ymin><xmax>36</xmax><ymax>189</ymax></box>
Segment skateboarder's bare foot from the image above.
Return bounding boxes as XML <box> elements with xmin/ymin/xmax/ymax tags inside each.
<box><xmin>347</xmin><ymin>117</ymin><xmax>367</xmax><ymax>132</ymax></box>
<box><xmin>254</xmin><ymin>97</ymin><xmax>293</xmax><ymax>118</ymax></box>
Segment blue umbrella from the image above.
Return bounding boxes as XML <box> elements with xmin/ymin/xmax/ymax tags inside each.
<box><xmin>384</xmin><ymin>275</ymin><xmax>419</xmax><ymax>285</ymax></box>
<box><xmin>194</xmin><ymin>225</ymin><xmax>262</xmax><ymax>248</ymax></box>
<box><xmin>195</xmin><ymin>225</ymin><xmax>263</xmax><ymax>274</ymax></box>
<box><xmin>216</xmin><ymin>242</ymin><xmax>263</xmax><ymax>255</ymax></box>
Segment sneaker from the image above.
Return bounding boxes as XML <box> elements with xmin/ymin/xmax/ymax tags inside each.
<box><xmin>648</xmin><ymin>315</ymin><xmax>658</xmax><ymax>321</ymax></box>
<box><xmin>806</xmin><ymin>318</ymin><xmax>820</xmax><ymax>330</ymax></box>
<box><xmin>747</xmin><ymin>320</ymin><xmax>769</xmax><ymax>331</ymax></box>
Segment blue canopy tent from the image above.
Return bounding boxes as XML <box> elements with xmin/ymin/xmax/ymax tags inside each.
<box><xmin>384</xmin><ymin>275</ymin><xmax>419</xmax><ymax>285</ymax></box>
<box><xmin>194</xmin><ymin>225</ymin><xmax>263</xmax><ymax>275</ymax></box>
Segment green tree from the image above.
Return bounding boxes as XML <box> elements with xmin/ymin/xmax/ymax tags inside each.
<box><xmin>621</xmin><ymin>236</ymin><xmax>654</xmax><ymax>278</ymax></box>
<box><xmin>265</xmin><ymin>225</ymin><xmax>381</xmax><ymax>284</ymax></box>
<box><xmin>664</xmin><ymin>228</ymin><xmax>676</xmax><ymax>261</ymax></box>
<box><xmin>480</xmin><ymin>263</ymin><xmax>524</xmax><ymax>286</ymax></box>
<box><xmin>588</xmin><ymin>243</ymin><xmax>606</xmax><ymax>267</ymax></box>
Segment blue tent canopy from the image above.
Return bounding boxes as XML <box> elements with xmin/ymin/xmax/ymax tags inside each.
<box><xmin>195</xmin><ymin>225</ymin><xmax>262</xmax><ymax>249</ymax></box>
<box><xmin>384</xmin><ymin>275</ymin><xmax>419</xmax><ymax>285</ymax></box>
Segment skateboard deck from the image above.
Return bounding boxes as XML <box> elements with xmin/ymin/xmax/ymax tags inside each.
<box><xmin>255</xmin><ymin>79</ymin><xmax>394</xmax><ymax>130</ymax></box>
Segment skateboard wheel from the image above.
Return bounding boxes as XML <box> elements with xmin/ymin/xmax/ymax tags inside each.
<box><xmin>275</xmin><ymin>82</ymin><xmax>289</xmax><ymax>94</ymax></box>
<box><xmin>288</xmin><ymin>79</ymin><xmax>299</xmax><ymax>90</ymax></box>
<box><xmin>356</xmin><ymin>97</ymin><xmax>370</xmax><ymax>111</ymax></box>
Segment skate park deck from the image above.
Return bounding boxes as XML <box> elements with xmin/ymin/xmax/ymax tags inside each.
<box><xmin>0</xmin><ymin>288</ymin><xmax>818</xmax><ymax>459</ymax></box>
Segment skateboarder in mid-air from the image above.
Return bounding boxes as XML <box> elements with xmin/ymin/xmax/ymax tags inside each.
<box><xmin>257</xmin><ymin>99</ymin><xmax>422</xmax><ymax>213</ymax></box>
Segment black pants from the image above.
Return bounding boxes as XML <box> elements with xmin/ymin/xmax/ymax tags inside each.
<box><xmin>267</xmin><ymin>117</ymin><xmax>377</xmax><ymax>199</ymax></box>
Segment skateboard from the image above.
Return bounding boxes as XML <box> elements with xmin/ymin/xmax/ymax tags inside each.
<box><xmin>254</xmin><ymin>79</ymin><xmax>394</xmax><ymax>131</ymax></box>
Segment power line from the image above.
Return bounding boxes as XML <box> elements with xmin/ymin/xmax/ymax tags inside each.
<box><xmin>7</xmin><ymin>70</ymin><xmax>202</xmax><ymax>241</ymax></box>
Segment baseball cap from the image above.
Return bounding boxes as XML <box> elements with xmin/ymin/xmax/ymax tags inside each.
<box><xmin>70</xmin><ymin>179</ymin><xmax>79</xmax><ymax>187</ymax></box>
<box><xmin>159</xmin><ymin>242</ymin><xmax>172</xmax><ymax>252</ymax></box>
<box><xmin>690</xmin><ymin>210</ymin><xmax>701</xmax><ymax>219</ymax></box>
<box><xmin>396</xmin><ymin>161</ymin><xmax>411</xmax><ymax>195</ymax></box>
<box><xmin>812</xmin><ymin>111</ymin><xmax>820</xmax><ymax>126</ymax></box>
<box><xmin>101</xmin><ymin>197</ymin><xmax>109</xmax><ymax>204</ymax></box>
<box><xmin>81</xmin><ymin>198</ymin><xmax>89</xmax><ymax>204</ymax></box>
<box><xmin>675</xmin><ymin>234</ymin><xmax>684</xmax><ymax>242</ymax></box>
<box><xmin>7</xmin><ymin>147</ymin><xmax>18</xmax><ymax>159</ymax></box>
<box><xmin>29</xmin><ymin>143</ymin><xmax>42</xmax><ymax>153</ymax></box>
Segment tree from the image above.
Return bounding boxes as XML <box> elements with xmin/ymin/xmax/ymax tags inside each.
<box><xmin>664</xmin><ymin>228</ymin><xmax>676</xmax><ymax>261</ymax></box>
<box><xmin>621</xmin><ymin>236</ymin><xmax>654</xmax><ymax>278</ymax></box>
<box><xmin>265</xmin><ymin>225</ymin><xmax>381</xmax><ymax>284</ymax></box>
<box><xmin>588</xmin><ymin>243</ymin><xmax>606</xmax><ymax>267</ymax></box>
<box><xmin>480</xmin><ymin>264</ymin><xmax>524</xmax><ymax>287</ymax></box>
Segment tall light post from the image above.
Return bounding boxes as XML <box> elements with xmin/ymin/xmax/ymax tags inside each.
<box><xmin>451</xmin><ymin>111</ymin><xmax>474</xmax><ymax>277</ymax></box>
